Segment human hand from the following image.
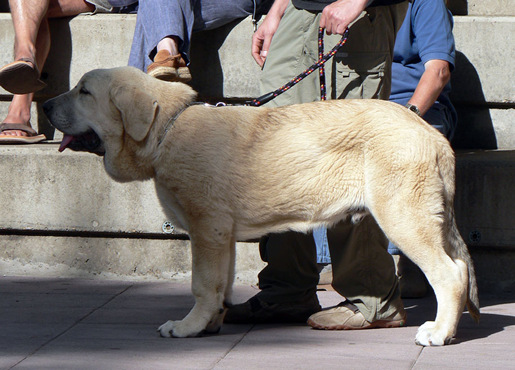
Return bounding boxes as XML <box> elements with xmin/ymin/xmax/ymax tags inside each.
<box><xmin>251</xmin><ymin>0</ymin><xmax>289</xmax><ymax>66</ymax></box>
<box><xmin>320</xmin><ymin>0</ymin><xmax>368</xmax><ymax>35</ymax></box>
<box><xmin>252</xmin><ymin>17</ymin><xmax>281</xmax><ymax>67</ymax></box>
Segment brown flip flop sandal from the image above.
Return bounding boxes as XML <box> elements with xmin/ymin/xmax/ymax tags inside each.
<box><xmin>0</xmin><ymin>123</ymin><xmax>46</xmax><ymax>144</ymax></box>
<box><xmin>0</xmin><ymin>58</ymin><xmax>47</xmax><ymax>95</ymax></box>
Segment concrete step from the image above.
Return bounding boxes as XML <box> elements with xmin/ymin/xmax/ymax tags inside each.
<box><xmin>0</xmin><ymin>14</ymin><xmax>514</xmax><ymax>149</ymax></box>
<box><xmin>0</xmin><ymin>14</ymin><xmax>512</xmax><ymax>103</ymax></box>
<box><xmin>455</xmin><ymin>150</ymin><xmax>515</xmax><ymax>248</ymax></box>
<box><xmin>0</xmin><ymin>234</ymin><xmax>264</xmax><ymax>284</ymax></box>
<box><xmin>448</xmin><ymin>0</ymin><xmax>515</xmax><ymax>16</ymax></box>
<box><xmin>450</xmin><ymin>16</ymin><xmax>515</xmax><ymax>105</ymax></box>
<box><xmin>452</xmin><ymin>106</ymin><xmax>514</xmax><ymax>150</ymax></box>
<box><xmin>0</xmin><ymin>13</ymin><xmax>259</xmax><ymax>102</ymax></box>
<box><xmin>449</xmin><ymin>16</ymin><xmax>514</xmax><ymax>150</ymax></box>
<box><xmin>0</xmin><ymin>142</ymin><xmax>265</xmax><ymax>283</ymax></box>
<box><xmin>3</xmin><ymin>144</ymin><xmax>513</xmax><ymax>247</ymax></box>
<box><xmin>0</xmin><ymin>144</ymin><xmax>513</xmax><ymax>284</ymax></box>
<box><xmin>2</xmin><ymin>143</ymin><xmax>175</xmax><ymax>235</ymax></box>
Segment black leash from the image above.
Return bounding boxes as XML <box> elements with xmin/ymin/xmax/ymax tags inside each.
<box><xmin>247</xmin><ymin>27</ymin><xmax>349</xmax><ymax>107</ymax></box>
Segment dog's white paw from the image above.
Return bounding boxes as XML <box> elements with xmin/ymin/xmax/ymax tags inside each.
<box><xmin>415</xmin><ymin>321</ymin><xmax>452</xmax><ymax>346</ymax></box>
<box><xmin>157</xmin><ymin>320</ymin><xmax>202</xmax><ymax>338</ymax></box>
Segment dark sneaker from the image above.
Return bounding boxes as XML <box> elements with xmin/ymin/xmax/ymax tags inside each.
<box><xmin>307</xmin><ymin>300</ymin><xmax>406</xmax><ymax>330</ymax></box>
<box><xmin>224</xmin><ymin>295</ymin><xmax>321</xmax><ymax>324</ymax></box>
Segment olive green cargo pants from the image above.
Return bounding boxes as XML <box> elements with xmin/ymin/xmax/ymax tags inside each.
<box><xmin>256</xmin><ymin>1</ymin><xmax>408</xmax><ymax>323</ymax></box>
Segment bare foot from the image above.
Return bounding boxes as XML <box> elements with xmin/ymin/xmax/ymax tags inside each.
<box><xmin>0</xmin><ymin>123</ymin><xmax>33</xmax><ymax>137</ymax></box>
<box><xmin>1</xmin><ymin>94</ymin><xmax>34</xmax><ymax>137</ymax></box>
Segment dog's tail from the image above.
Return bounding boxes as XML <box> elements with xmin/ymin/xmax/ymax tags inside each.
<box><xmin>438</xmin><ymin>148</ymin><xmax>480</xmax><ymax>323</ymax></box>
<box><xmin>448</xmin><ymin>209</ymin><xmax>480</xmax><ymax>323</ymax></box>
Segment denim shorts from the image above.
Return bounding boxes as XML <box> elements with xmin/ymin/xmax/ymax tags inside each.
<box><xmin>85</xmin><ymin>0</ymin><xmax>113</xmax><ymax>13</ymax></box>
<box><xmin>85</xmin><ymin>0</ymin><xmax>138</xmax><ymax>14</ymax></box>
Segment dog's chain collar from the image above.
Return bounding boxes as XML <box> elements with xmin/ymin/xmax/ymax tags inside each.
<box><xmin>157</xmin><ymin>101</ymin><xmax>217</xmax><ymax>146</ymax></box>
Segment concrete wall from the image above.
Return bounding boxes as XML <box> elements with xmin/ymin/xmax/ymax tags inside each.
<box><xmin>447</xmin><ymin>0</ymin><xmax>515</xmax><ymax>15</ymax></box>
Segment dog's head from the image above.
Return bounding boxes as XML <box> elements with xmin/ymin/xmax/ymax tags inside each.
<box><xmin>43</xmin><ymin>66</ymin><xmax>196</xmax><ymax>181</ymax></box>
<box><xmin>43</xmin><ymin>67</ymin><xmax>163</xmax><ymax>156</ymax></box>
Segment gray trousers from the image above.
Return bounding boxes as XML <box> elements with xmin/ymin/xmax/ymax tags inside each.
<box><xmin>256</xmin><ymin>1</ymin><xmax>408</xmax><ymax>323</ymax></box>
<box><xmin>128</xmin><ymin>0</ymin><xmax>270</xmax><ymax>71</ymax></box>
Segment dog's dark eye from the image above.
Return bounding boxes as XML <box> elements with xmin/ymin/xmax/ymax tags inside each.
<box><xmin>80</xmin><ymin>86</ymin><xmax>90</xmax><ymax>95</ymax></box>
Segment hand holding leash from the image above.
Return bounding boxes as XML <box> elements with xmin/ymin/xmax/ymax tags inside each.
<box><xmin>248</xmin><ymin>27</ymin><xmax>349</xmax><ymax>106</ymax></box>
<box><xmin>320</xmin><ymin>0</ymin><xmax>368</xmax><ymax>35</ymax></box>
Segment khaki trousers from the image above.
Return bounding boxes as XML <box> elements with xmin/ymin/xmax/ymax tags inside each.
<box><xmin>256</xmin><ymin>1</ymin><xmax>408</xmax><ymax>322</ymax></box>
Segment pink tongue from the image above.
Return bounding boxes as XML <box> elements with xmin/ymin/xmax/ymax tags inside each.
<box><xmin>58</xmin><ymin>135</ymin><xmax>75</xmax><ymax>152</ymax></box>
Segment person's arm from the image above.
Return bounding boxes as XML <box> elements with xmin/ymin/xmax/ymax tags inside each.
<box><xmin>404</xmin><ymin>0</ymin><xmax>455</xmax><ymax>117</ymax></box>
<box><xmin>252</xmin><ymin>0</ymin><xmax>368</xmax><ymax>66</ymax></box>
<box><xmin>320</xmin><ymin>0</ymin><xmax>368</xmax><ymax>35</ymax></box>
<box><xmin>251</xmin><ymin>0</ymin><xmax>289</xmax><ymax>66</ymax></box>
<box><xmin>407</xmin><ymin>59</ymin><xmax>451</xmax><ymax>116</ymax></box>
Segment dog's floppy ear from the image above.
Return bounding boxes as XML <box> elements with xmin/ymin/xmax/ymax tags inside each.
<box><xmin>110</xmin><ymin>85</ymin><xmax>159</xmax><ymax>141</ymax></box>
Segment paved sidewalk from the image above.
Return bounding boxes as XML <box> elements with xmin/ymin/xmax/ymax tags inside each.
<box><xmin>1</xmin><ymin>275</ymin><xmax>514</xmax><ymax>369</ymax></box>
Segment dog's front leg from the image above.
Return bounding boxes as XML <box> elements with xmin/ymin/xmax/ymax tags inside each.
<box><xmin>158</xmin><ymin>228</ymin><xmax>233</xmax><ymax>338</ymax></box>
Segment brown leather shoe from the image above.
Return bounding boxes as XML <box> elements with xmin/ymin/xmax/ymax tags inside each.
<box><xmin>147</xmin><ymin>50</ymin><xmax>192</xmax><ymax>82</ymax></box>
<box><xmin>307</xmin><ymin>300</ymin><xmax>406</xmax><ymax>330</ymax></box>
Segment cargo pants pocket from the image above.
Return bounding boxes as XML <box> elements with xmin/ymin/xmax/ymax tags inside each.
<box><xmin>331</xmin><ymin>51</ymin><xmax>390</xmax><ymax>100</ymax></box>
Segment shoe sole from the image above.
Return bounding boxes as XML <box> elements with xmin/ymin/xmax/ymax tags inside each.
<box><xmin>0</xmin><ymin>61</ymin><xmax>47</xmax><ymax>94</ymax></box>
<box><xmin>148</xmin><ymin>66</ymin><xmax>192</xmax><ymax>83</ymax></box>
<box><xmin>0</xmin><ymin>134</ymin><xmax>46</xmax><ymax>144</ymax></box>
<box><xmin>307</xmin><ymin>317</ymin><xmax>406</xmax><ymax>330</ymax></box>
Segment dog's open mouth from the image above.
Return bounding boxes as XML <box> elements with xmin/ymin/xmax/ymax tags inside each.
<box><xmin>59</xmin><ymin>130</ymin><xmax>105</xmax><ymax>155</ymax></box>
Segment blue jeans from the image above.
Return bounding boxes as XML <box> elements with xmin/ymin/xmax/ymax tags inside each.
<box><xmin>128</xmin><ymin>0</ymin><xmax>270</xmax><ymax>71</ymax></box>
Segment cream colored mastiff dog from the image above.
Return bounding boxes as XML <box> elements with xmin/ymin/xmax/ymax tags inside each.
<box><xmin>43</xmin><ymin>67</ymin><xmax>479</xmax><ymax>346</ymax></box>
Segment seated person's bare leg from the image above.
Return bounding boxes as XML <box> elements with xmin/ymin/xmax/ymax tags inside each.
<box><xmin>2</xmin><ymin>0</ymin><xmax>94</xmax><ymax>138</ymax></box>
<box><xmin>9</xmin><ymin>0</ymin><xmax>50</xmax><ymax>66</ymax></box>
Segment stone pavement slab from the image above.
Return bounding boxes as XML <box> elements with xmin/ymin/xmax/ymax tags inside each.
<box><xmin>1</xmin><ymin>276</ymin><xmax>514</xmax><ymax>369</ymax></box>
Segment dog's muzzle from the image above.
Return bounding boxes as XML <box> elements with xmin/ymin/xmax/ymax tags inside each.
<box><xmin>42</xmin><ymin>99</ymin><xmax>105</xmax><ymax>156</ymax></box>
<box><xmin>58</xmin><ymin>132</ymin><xmax>105</xmax><ymax>155</ymax></box>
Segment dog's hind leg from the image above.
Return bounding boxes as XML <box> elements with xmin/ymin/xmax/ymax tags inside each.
<box><xmin>380</xmin><ymin>219</ymin><xmax>467</xmax><ymax>345</ymax></box>
<box><xmin>366</xmin><ymin>148</ymin><xmax>475</xmax><ymax>345</ymax></box>
<box><xmin>373</xmin><ymin>204</ymin><xmax>469</xmax><ymax>346</ymax></box>
<box><xmin>158</xmin><ymin>222</ymin><xmax>234</xmax><ymax>338</ymax></box>
<box><xmin>413</xmin><ymin>251</ymin><xmax>468</xmax><ymax>346</ymax></box>
<box><xmin>407</xmin><ymin>153</ymin><xmax>479</xmax><ymax>345</ymax></box>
